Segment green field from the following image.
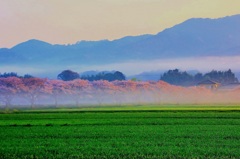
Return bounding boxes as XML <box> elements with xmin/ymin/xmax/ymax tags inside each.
<box><xmin>1</xmin><ymin>105</ymin><xmax>240</xmax><ymax>159</ymax></box>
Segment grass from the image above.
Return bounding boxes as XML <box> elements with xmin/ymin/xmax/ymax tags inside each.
<box><xmin>2</xmin><ymin>104</ymin><xmax>240</xmax><ymax>113</ymax></box>
<box><xmin>0</xmin><ymin>105</ymin><xmax>240</xmax><ymax>158</ymax></box>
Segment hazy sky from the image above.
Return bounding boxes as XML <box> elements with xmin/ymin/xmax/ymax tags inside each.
<box><xmin>1</xmin><ymin>56</ymin><xmax>240</xmax><ymax>78</ymax></box>
<box><xmin>1</xmin><ymin>0</ymin><xmax>240</xmax><ymax>48</ymax></box>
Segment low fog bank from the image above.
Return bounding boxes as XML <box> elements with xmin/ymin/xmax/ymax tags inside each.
<box><xmin>1</xmin><ymin>78</ymin><xmax>240</xmax><ymax>109</ymax></box>
<box><xmin>4</xmin><ymin>89</ymin><xmax>240</xmax><ymax>107</ymax></box>
<box><xmin>1</xmin><ymin>56</ymin><xmax>240</xmax><ymax>79</ymax></box>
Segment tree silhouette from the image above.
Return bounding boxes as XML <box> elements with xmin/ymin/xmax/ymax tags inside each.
<box><xmin>57</xmin><ymin>70</ymin><xmax>80</xmax><ymax>81</ymax></box>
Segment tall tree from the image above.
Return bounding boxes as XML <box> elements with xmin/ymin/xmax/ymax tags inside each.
<box><xmin>46</xmin><ymin>80</ymin><xmax>71</xmax><ymax>107</ymax></box>
<box><xmin>0</xmin><ymin>77</ymin><xmax>25</xmax><ymax>108</ymax></box>
<box><xmin>22</xmin><ymin>78</ymin><xmax>49</xmax><ymax>108</ymax></box>
<box><xmin>57</xmin><ymin>70</ymin><xmax>80</xmax><ymax>81</ymax></box>
<box><xmin>113</xmin><ymin>71</ymin><xmax>126</xmax><ymax>81</ymax></box>
<box><xmin>160</xmin><ymin>69</ymin><xmax>194</xmax><ymax>86</ymax></box>
<box><xmin>67</xmin><ymin>79</ymin><xmax>90</xmax><ymax>106</ymax></box>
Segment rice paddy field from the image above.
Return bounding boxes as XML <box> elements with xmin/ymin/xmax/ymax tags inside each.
<box><xmin>1</xmin><ymin>105</ymin><xmax>240</xmax><ymax>159</ymax></box>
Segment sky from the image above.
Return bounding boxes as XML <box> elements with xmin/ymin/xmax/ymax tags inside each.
<box><xmin>1</xmin><ymin>0</ymin><xmax>240</xmax><ymax>48</ymax></box>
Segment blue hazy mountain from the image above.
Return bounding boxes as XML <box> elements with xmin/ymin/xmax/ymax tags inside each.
<box><xmin>1</xmin><ymin>14</ymin><xmax>240</xmax><ymax>67</ymax></box>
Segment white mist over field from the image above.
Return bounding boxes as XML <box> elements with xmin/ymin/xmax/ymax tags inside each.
<box><xmin>88</xmin><ymin>56</ymin><xmax>240</xmax><ymax>76</ymax></box>
<box><xmin>1</xmin><ymin>79</ymin><xmax>240</xmax><ymax>109</ymax></box>
<box><xmin>1</xmin><ymin>88</ymin><xmax>240</xmax><ymax>109</ymax></box>
<box><xmin>1</xmin><ymin>56</ymin><xmax>240</xmax><ymax>79</ymax></box>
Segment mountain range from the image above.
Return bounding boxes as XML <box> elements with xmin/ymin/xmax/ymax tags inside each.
<box><xmin>0</xmin><ymin>14</ymin><xmax>240</xmax><ymax>78</ymax></box>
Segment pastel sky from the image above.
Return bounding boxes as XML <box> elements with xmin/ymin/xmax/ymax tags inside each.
<box><xmin>1</xmin><ymin>0</ymin><xmax>240</xmax><ymax>48</ymax></box>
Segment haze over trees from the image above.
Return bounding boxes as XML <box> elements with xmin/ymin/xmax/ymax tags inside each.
<box><xmin>57</xmin><ymin>70</ymin><xmax>80</xmax><ymax>81</ymax></box>
<box><xmin>0</xmin><ymin>72</ymin><xmax>33</xmax><ymax>78</ymax></box>
<box><xmin>1</xmin><ymin>75</ymin><xmax>240</xmax><ymax>109</ymax></box>
<box><xmin>160</xmin><ymin>69</ymin><xmax>239</xmax><ymax>86</ymax></box>
<box><xmin>81</xmin><ymin>71</ymin><xmax>126</xmax><ymax>81</ymax></box>
<box><xmin>57</xmin><ymin>70</ymin><xmax>126</xmax><ymax>82</ymax></box>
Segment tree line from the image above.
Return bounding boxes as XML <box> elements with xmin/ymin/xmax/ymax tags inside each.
<box><xmin>0</xmin><ymin>72</ymin><xmax>34</xmax><ymax>78</ymax></box>
<box><xmin>57</xmin><ymin>70</ymin><xmax>126</xmax><ymax>81</ymax></box>
<box><xmin>1</xmin><ymin>69</ymin><xmax>238</xmax><ymax>85</ymax></box>
<box><xmin>1</xmin><ymin>76</ymin><xmax>240</xmax><ymax>109</ymax></box>
<box><xmin>160</xmin><ymin>69</ymin><xmax>239</xmax><ymax>86</ymax></box>
<box><xmin>0</xmin><ymin>77</ymin><xmax>164</xmax><ymax>108</ymax></box>
<box><xmin>0</xmin><ymin>76</ymin><xmax>223</xmax><ymax>109</ymax></box>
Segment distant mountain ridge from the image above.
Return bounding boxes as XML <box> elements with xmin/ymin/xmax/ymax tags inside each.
<box><xmin>1</xmin><ymin>14</ymin><xmax>240</xmax><ymax>77</ymax></box>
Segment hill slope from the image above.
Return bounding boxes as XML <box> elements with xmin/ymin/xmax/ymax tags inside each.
<box><xmin>0</xmin><ymin>14</ymin><xmax>240</xmax><ymax>76</ymax></box>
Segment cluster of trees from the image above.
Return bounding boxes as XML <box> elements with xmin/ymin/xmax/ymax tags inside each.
<box><xmin>160</xmin><ymin>69</ymin><xmax>238</xmax><ymax>86</ymax></box>
<box><xmin>57</xmin><ymin>70</ymin><xmax>126</xmax><ymax>81</ymax></box>
<box><xmin>2</xmin><ymin>76</ymin><xmax>231</xmax><ymax>109</ymax></box>
<box><xmin>0</xmin><ymin>77</ymin><xmax>47</xmax><ymax>108</ymax></box>
<box><xmin>57</xmin><ymin>70</ymin><xmax>80</xmax><ymax>81</ymax></box>
<box><xmin>81</xmin><ymin>71</ymin><xmax>126</xmax><ymax>81</ymax></box>
<box><xmin>0</xmin><ymin>72</ymin><xmax>33</xmax><ymax>78</ymax></box>
<box><xmin>1</xmin><ymin>76</ymin><xmax>240</xmax><ymax>109</ymax></box>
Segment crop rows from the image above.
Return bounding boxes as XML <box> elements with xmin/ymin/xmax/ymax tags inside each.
<box><xmin>0</xmin><ymin>109</ymin><xmax>240</xmax><ymax>158</ymax></box>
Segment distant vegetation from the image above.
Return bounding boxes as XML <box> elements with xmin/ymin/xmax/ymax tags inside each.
<box><xmin>0</xmin><ymin>72</ymin><xmax>34</xmax><ymax>78</ymax></box>
<box><xmin>0</xmin><ymin>76</ymin><xmax>240</xmax><ymax>109</ymax></box>
<box><xmin>57</xmin><ymin>70</ymin><xmax>126</xmax><ymax>82</ymax></box>
<box><xmin>160</xmin><ymin>69</ymin><xmax>238</xmax><ymax>86</ymax></box>
<box><xmin>81</xmin><ymin>71</ymin><xmax>126</xmax><ymax>81</ymax></box>
<box><xmin>57</xmin><ymin>70</ymin><xmax>80</xmax><ymax>81</ymax></box>
<box><xmin>1</xmin><ymin>69</ymin><xmax>238</xmax><ymax>86</ymax></box>
<box><xmin>56</xmin><ymin>69</ymin><xmax>239</xmax><ymax>86</ymax></box>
